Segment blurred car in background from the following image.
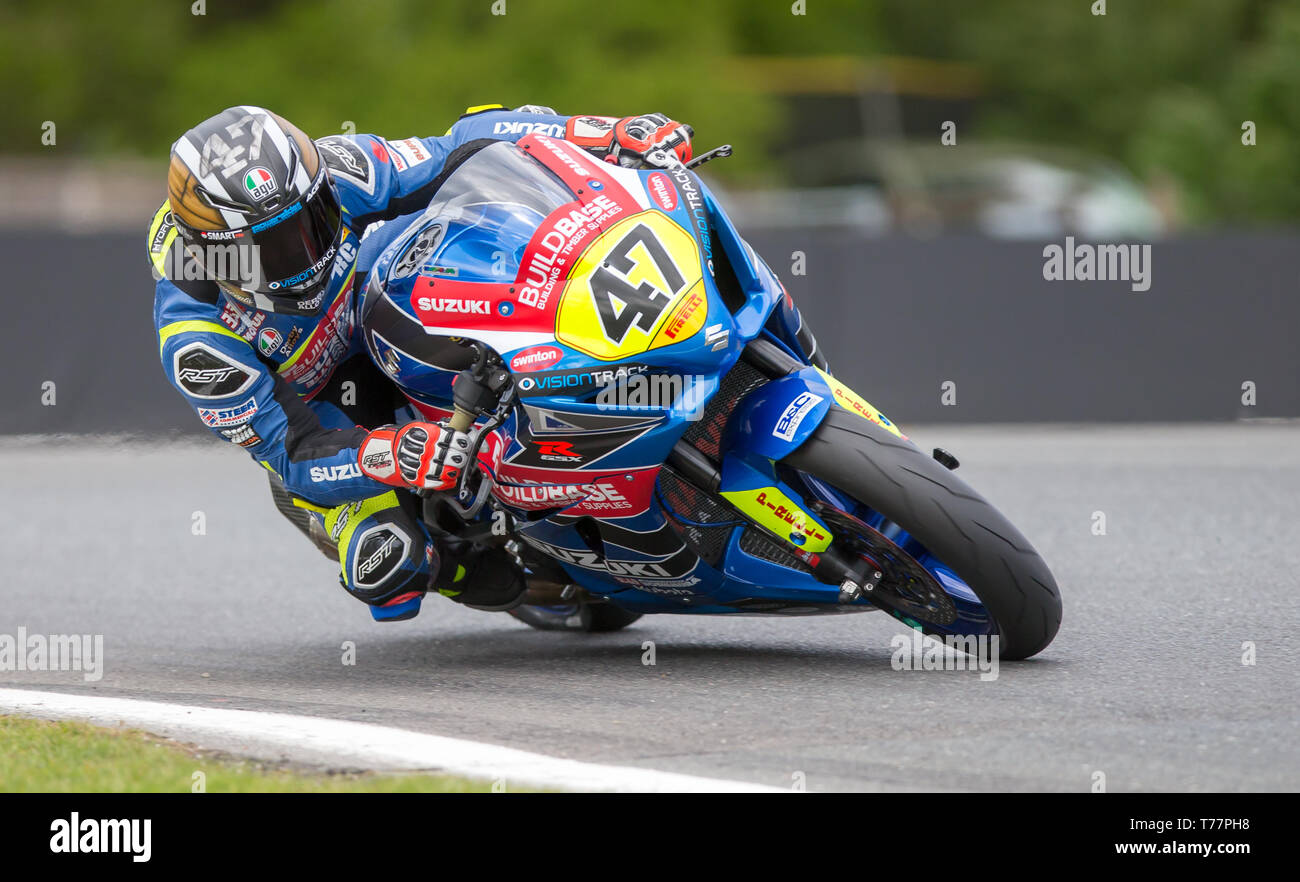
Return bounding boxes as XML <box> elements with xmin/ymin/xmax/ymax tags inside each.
<box><xmin>722</xmin><ymin>139</ymin><xmax>1169</xmax><ymax>239</ymax></box>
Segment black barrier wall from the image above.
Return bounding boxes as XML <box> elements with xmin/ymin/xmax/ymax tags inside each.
<box><xmin>1</xmin><ymin>230</ymin><xmax>1295</xmax><ymax>434</ymax></box>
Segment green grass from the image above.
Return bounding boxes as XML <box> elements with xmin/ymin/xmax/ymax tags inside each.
<box><xmin>0</xmin><ymin>715</ymin><xmax>506</xmax><ymax>793</ymax></box>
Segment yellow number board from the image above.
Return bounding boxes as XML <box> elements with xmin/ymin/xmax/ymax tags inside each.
<box><xmin>556</xmin><ymin>211</ymin><xmax>706</xmax><ymax>361</ymax></box>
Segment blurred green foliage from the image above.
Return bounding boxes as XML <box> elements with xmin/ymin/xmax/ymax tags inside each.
<box><xmin>2</xmin><ymin>0</ymin><xmax>1297</xmax><ymax>222</ymax></box>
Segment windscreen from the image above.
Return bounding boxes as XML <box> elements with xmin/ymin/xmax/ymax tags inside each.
<box><xmin>410</xmin><ymin>141</ymin><xmax>577</xmax><ymax>284</ymax></box>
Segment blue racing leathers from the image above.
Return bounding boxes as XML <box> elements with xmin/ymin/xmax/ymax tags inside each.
<box><xmin>148</xmin><ymin>105</ymin><xmax>580</xmax><ymax>618</ymax></box>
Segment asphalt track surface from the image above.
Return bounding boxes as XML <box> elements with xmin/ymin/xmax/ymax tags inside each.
<box><xmin>2</xmin><ymin>424</ymin><xmax>1297</xmax><ymax>792</ymax></box>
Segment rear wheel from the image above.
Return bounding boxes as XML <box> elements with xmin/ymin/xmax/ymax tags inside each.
<box><xmin>507</xmin><ymin>546</ymin><xmax>644</xmax><ymax>633</ymax></box>
<box><xmin>784</xmin><ymin>408</ymin><xmax>1062</xmax><ymax>659</ymax></box>
<box><xmin>508</xmin><ymin>600</ymin><xmax>643</xmax><ymax>633</ymax></box>
<box><xmin>583</xmin><ymin>604</ymin><xmax>644</xmax><ymax>632</ymax></box>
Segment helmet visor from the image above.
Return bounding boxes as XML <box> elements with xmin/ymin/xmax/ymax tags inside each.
<box><xmin>180</xmin><ymin>170</ymin><xmax>343</xmax><ymax>314</ymax></box>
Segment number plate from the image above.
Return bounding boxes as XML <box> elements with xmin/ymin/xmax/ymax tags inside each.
<box><xmin>556</xmin><ymin>211</ymin><xmax>705</xmax><ymax>361</ymax></box>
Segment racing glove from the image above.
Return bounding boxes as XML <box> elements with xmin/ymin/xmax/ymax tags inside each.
<box><xmin>565</xmin><ymin>113</ymin><xmax>693</xmax><ymax>168</ymax></box>
<box><xmin>357</xmin><ymin>421</ymin><xmax>472</xmax><ymax>492</ymax></box>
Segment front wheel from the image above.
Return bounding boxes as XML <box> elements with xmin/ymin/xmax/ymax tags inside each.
<box><xmin>784</xmin><ymin>409</ymin><xmax>1062</xmax><ymax>659</ymax></box>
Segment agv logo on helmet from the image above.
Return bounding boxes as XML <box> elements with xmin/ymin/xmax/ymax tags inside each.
<box><xmin>243</xmin><ymin>167</ymin><xmax>277</xmax><ymax>201</ymax></box>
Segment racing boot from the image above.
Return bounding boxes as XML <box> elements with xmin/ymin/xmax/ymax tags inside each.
<box><xmin>433</xmin><ymin>543</ymin><xmax>527</xmax><ymax>611</ymax></box>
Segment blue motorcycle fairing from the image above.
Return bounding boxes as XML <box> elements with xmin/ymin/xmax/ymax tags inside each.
<box><xmin>358</xmin><ymin>140</ymin><xmax>989</xmax><ymax>621</ymax></box>
<box><xmin>721</xmin><ymin>366</ymin><xmax>836</xmax><ymax>462</ymax></box>
<box><xmin>696</xmin><ymin>177</ymin><xmax>783</xmax><ymax>340</ymax></box>
<box><xmin>513</xmin><ymin>502</ymin><xmax>729</xmax><ymax>611</ymax></box>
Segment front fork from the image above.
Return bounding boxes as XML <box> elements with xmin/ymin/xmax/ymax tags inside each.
<box><xmin>666</xmin><ymin>338</ymin><xmax>894</xmax><ymax>600</ymax></box>
<box><xmin>667</xmin><ymin>439</ymin><xmax>879</xmax><ymax>599</ymax></box>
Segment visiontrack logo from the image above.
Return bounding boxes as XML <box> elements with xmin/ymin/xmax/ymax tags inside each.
<box><xmin>890</xmin><ymin>631</ymin><xmax>1000</xmax><ymax>681</ymax></box>
<box><xmin>0</xmin><ymin>627</ymin><xmax>103</xmax><ymax>681</ymax></box>
<box><xmin>50</xmin><ymin>813</ymin><xmax>151</xmax><ymax>862</ymax></box>
<box><xmin>594</xmin><ymin>372</ymin><xmax>707</xmax><ymax>421</ymax></box>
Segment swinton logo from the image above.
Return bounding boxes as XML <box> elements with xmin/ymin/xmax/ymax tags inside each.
<box><xmin>646</xmin><ymin>172</ymin><xmax>678</xmax><ymax>211</ymax></box>
<box><xmin>509</xmin><ymin>346</ymin><xmax>563</xmax><ymax>372</ymax></box>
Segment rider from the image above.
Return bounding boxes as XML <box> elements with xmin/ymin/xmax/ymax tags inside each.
<box><xmin>150</xmin><ymin>104</ymin><xmax>693</xmax><ymax>621</ymax></box>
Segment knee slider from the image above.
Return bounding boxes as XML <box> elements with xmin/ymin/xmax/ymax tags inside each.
<box><xmin>341</xmin><ymin>521</ymin><xmax>430</xmax><ymax>606</ymax></box>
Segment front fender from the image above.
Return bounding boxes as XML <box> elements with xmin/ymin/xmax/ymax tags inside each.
<box><xmin>723</xmin><ymin>365</ymin><xmax>907</xmax><ymax>461</ymax></box>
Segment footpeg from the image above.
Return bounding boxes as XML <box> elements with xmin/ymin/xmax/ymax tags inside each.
<box><xmin>932</xmin><ymin>448</ymin><xmax>960</xmax><ymax>470</ymax></box>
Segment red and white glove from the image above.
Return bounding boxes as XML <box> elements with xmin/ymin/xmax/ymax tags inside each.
<box><xmin>357</xmin><ymin>421</ymin><xmax>472</xmax><ymax>492</ymax></box>
<box><xmin>565</xmin><ymin>113</ymin><xmax>693</xmax><ymax>168</ymax></box>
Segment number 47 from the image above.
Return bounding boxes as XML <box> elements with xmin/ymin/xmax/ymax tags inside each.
<box><xmin>590</xmin><ymin>224</ymin><xmax>685</xmax><ymax>344</ymax></box>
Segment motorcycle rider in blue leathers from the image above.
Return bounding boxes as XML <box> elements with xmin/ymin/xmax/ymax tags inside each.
<box><xmin>150</xmin><ymin>104</ymin><xmax>693</xmax><ymax>621</ymax></box>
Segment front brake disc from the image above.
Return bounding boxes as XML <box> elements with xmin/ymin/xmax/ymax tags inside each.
<box><xmin>810</xmin><ymin>502</ymin><xmax>958</xmax><ymax>626</ymax></box>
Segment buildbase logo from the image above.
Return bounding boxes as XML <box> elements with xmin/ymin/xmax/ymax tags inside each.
<box><xmin>0</xmin><ymin>627</ymin><xmax>103</xmax><ymax>681</ymax></box>
<box><xmin>50</xmin><ymin>813</ymin><xmax>151</xmax><ymax>862</ymax></box>
<box><xmin>510</xmin><ymin>346</ymin><xmax>562</xmax><ymax>372</ymax></box>
<box><xmin>493</xmin><ymin>478</ymin><xmax>631</xmax><ymax>511</ymax></box>
<box><xmin>517</xmin><ymin>194</ymin><xmax>621</xmax><ymax>308</ymax></box>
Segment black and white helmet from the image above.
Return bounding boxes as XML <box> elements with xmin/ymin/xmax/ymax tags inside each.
<box><xmin>167</xmin><ymin>106</ymin><xmax>343</xmax><ymax>315</ymax></box>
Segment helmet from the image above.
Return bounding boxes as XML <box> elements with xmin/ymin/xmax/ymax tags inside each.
<box><xmin>167</xmin><ymin>106</ymin><xmax>343</xmax><ymax>315</ymax></box>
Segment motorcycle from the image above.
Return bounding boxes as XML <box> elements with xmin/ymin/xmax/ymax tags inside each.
<box><xmin>358</xmin><ymin>134</ymin><xmax>1062</xmax><ymax>659</ymax></box>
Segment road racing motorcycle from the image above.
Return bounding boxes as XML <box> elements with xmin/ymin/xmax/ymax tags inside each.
<box><xmin>358</xmin><ymin>134</ymin><xmax>1062</xmax><ymax>659</ymax></box>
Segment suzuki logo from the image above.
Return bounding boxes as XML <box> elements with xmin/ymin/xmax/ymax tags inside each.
<box><xmin>416</xmin><ymin>296</ymin><xmax>491</xmax><ymax>314</ymax></box>
<box><xmin>416</xmin><ymin>297</ymin><xmax>490</xmax><ymax>314</ymax></box>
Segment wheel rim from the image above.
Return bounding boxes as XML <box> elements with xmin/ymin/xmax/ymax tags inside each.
<box><xmin>809</xmin><ymin>501</ymin><xmax>959</xmax><ymax>626</ymax></box>
<box><xmin>783</xmin><ymin>468</ymin><xmax>998</xmax><ymax>638</ymax></box>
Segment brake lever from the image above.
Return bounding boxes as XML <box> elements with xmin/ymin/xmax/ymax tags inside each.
<box><xmin>643</xmin><ymin>143</ymin><xmax>733</xmax><ymax>172</ymax></box>
<box><xmin>685</xmin><ymin>144</ymin><xmax>732</xmax><ymax>169</ymax></box>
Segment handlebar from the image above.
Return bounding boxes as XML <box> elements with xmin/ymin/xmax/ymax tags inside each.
<box><xmin>448</xmin><ymin>406</ymin><xmax>477</xmax><ymax>433</ymax></box>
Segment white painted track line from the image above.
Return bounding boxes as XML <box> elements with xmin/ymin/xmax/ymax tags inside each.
<box><xmin>0</xmin><ymin>689</ymin><xmax>785</xmax><ymax>793</ymax></box>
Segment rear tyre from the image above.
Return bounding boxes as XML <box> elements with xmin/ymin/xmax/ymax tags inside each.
<box><xmin>581</xmin><ymin>604</ymin><xmax>643</xmax><ymax>632</ymax></box>
<box><xmin>785</xmin><ymin>408</ymin><xmax>1062</xmax><ymax>659</ymax></box>
<box><xmin>508</xmin><ymin>602</ymin><xmax>643</xmax><ymax>632</ymax></box>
